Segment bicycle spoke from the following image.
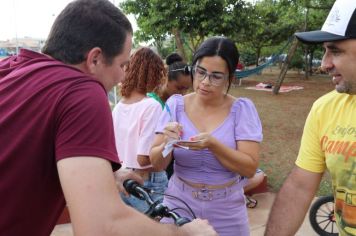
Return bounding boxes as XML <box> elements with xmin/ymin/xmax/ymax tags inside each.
<box><xmin>331</xmin><ymin>222</ymin><xmax>335</xmax><ymax>233</ymax></box>
<box><xmin>316</xmin><ymin>214</ymin><xmax>329</xmax><ymax>218</ymax></box>
<box><xmin>318</xmin><ymin>208</ymin><xmax>330</xmax><ymax>215</ymax></box>
<box><xmin>322</xmin><ymin>220</ymin><xmax>331</xmax><ymax>231</ymax></box>
<box><xmin>326</xmin><ymin>203</ymin><xmax>333</xmax><ymax>212</ymax></box>
<box><xmin>317</xmin><ymin>218</ymin><xmax>332</xmax><ymax>224</ymax></box>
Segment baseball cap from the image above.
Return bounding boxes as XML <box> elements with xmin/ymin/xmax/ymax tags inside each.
<box><xmin>295</xmin><ymin>0</ymin><xmax>356</xmax><ymax>44</ymax></box>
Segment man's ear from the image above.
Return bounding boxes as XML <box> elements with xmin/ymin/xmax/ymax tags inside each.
<box><xmin>86</xmin><ymin>47</ymin><xmax>103</xmax><ymax>74</ymax></box>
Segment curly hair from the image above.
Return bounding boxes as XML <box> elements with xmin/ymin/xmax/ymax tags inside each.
<box><xmin>120</xmin><ymin>47</ymin><xmax>166</xmax><ymax>97</ymax></box>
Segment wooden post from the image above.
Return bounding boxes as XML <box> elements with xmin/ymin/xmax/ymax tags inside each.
<box><xmin>273</xmin><ymin>37</ymin><xmax>299</xmax><ymax>95</ymax></box>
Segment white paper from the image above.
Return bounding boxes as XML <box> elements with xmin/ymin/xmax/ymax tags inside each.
<box><xmin>161</xmin><ymin>139</ymin><xmax>194</xmax><ymax>158</ymax></box>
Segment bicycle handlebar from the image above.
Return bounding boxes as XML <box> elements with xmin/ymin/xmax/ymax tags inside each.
<box><xmin>123</xmin><ymin>179</ymin><xmax>191</xmax><ymax>226</ymax></box>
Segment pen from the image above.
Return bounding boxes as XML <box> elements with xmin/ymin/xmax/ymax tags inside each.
<box><xmin>165</xmin><ymin>103</ymin><xmax>182</xmax><ymax>140</ymax></box>
<box><xmin>165</xmin><ymin>104</ymin><xmax>173</xmax><ymax>122</ymax></box>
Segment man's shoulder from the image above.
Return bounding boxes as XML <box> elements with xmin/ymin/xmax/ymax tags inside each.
<box><xmin>36</xmin><ymin>60</ymin><xmax>86</xmax><ymax>78</ymax></box>
<box><xmin>314</xmin><ymin>90</ymin><xmax>351</xmax><ymax>106</ymax></box>
<box><xmin>313</xmin><ymin>90</ymin><xmax>338</xmax><ymax>107</ymax></box>
<box><xmin>18</xmin><ymin>49</ymin><xmax>87</xmax><ymax>79</ymax></box>
<box><xmin>312</xmin><ymin>90</ymin><xmax>353</xmax><ymax>116</ymax></box>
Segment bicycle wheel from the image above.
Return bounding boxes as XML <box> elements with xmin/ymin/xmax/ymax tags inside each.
<box><xmin>309</xmin><ymin>195</ymin><xmax>338</xmax><ymax>236</ymax></box>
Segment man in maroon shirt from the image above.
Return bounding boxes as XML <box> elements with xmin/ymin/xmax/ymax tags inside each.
<box><xmin>0</xmin><ymin>0</ymin><xmax>216</xmax><ymax>235</ymax></box>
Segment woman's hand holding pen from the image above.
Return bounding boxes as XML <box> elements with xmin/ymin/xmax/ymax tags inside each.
<box><xmin>162</xmin><ymin>104</ymin><xmax>182</xmax><ymax>141</ymax></box>
<box><xmin>162</xmin><ymin>122</ymin><xmax>182</xmax><ymax>142</ymax></box>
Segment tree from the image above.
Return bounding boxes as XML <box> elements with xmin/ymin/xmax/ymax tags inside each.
<box><xmin>120</xmin><ymin>0</ymin><xmax>333</xmax><ymax>72</ymax></box>
<box><xmin>298</xmin><ymin>0</ymin><xmax>333</xmax><ymax>77</ymax></box>
<box><xmin>235</xmin><ymin>0</ymin><xmax>304</xmax><ymax>66</ymax></box>
<box><xmin>120</xmin><ymin>0</ymin><xmax>248</xmax><ymax>60</ymax></box>
<box><xmin>119</xmin><ymin>0</ymin><xmax>172</xmax><ymax>57</ymax></box>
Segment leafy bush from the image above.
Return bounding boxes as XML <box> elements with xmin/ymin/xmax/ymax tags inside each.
<box><xmin>240</xmin><ymin>50</ymin><xmax>257</xmax><ymax>66</ymax></box>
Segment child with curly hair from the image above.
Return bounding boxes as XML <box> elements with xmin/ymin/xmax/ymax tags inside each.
<box><xmin>112</xmin><ymin>47</ymin><xmax>168</xmax><ymax>213</ymax></box>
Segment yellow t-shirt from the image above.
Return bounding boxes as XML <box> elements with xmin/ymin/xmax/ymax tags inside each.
<box><xmin>296</xmin><ymin>91</ymin><xmax>356</xmax><ymax>236</ymax></box>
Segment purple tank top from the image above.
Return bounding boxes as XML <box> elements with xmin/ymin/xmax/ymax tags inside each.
<box><xmin>155</xmin><ymin>94</ymin><xmax>263</xmax><ymax>185</ymax></box>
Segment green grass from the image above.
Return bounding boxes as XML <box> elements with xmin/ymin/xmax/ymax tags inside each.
<box><xmin>229</xmin><ymin>67</ymin><xmax>334</xmax><ymax>196</ymax></box>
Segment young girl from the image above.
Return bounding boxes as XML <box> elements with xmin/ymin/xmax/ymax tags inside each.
<box><xmin>112</xmin><ymin>47</ymin><xmax>168</xmax><ymax>213</ymax></box>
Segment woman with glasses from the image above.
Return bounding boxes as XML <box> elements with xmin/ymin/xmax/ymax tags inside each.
<box><xmin>150</xmin><ymin>37</ymin><xmax>263</xmax><ymax>236</ymax></box>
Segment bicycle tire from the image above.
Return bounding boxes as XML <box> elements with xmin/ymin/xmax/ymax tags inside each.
<box><xmin>309</xmin><ymin>195</ymin><xmax>338</xmax><ymax>236</ymax></box>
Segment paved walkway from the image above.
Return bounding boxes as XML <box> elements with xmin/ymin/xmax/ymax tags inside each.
<box><xmin>248</xmin><ymin>192</ymin><xmax>317</xmax><ymax>236</ymax></box>
<box><xmin>51</xmin><ymin>192</ymin><xmax>318</xmax><ymax>236</ymax></box>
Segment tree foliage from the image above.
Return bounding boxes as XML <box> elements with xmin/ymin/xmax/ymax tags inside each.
<box><xmin>120</xmin><ymin>0</ymin><xmax>248</xmax><ymax>61</ymax></box>
<box><xmin>235</xmin><ymin>0</ymin><xmax>304</xmax><ymax>66</ymax></box>
<box><xmin>120</xmin><ymin>0</ymin><xmax>334</xmax><ymax>68</ymax></box>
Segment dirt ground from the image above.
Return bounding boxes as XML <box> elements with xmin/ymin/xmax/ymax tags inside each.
<box><xmin>230</xmin><ymin>67</ymin><xmax>334</xmax><ymax>195</ymax></box>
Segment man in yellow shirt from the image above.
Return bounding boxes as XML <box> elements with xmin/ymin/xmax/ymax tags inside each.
<box><xmin>265</xmin><ymin>0</ymin><xmax>356</xmax><ymax>235</ymax></box>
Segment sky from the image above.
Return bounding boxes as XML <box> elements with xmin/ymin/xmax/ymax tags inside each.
<box><xmin>0</xmin><ymin>0</ymin><xmax>137</xmax><ymax>41</ymax></box>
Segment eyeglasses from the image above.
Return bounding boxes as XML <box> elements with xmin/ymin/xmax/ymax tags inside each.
<box><xmin>192</xmin><ymin>66</ymin><xmax>227</xmax><ymax>86</ymax></box>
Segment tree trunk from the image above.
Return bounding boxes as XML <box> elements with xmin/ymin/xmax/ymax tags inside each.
<box><xmin>303</xmin><ymin>7</ymin><xmax>309</xmax><ymax>80</ymax></box>
<box><xmin>153</xmin><ymin>39</ymin><xmax>163</xmax><ymax>56</ymax></box>
<box><xmin>304</xmin><ymin>49</ymin><xmax>309</xmax><ymax>79</ymax></box>
<box><xmin>309</xmin><ymin>50</ymin><xmax>314</xmax><ymax>76</ymax></box>
<box><xmin>172</xmin><ymin>28</ymin><xmax>187</xmax><ymax>62</ymax></box>
<box><xmin>273</xmin><ymin>37</ymin><xmax>299</xmax><ymax>95</ymax></box>
<box><xmin>188</xmin><ymin>34</ymin><xmax>204</xmax><ymax>54</ymax></box>
<box><xmin>255</xmin><ymin>47</ymin><xmax>261</xmax><ymax>67</ymax></box>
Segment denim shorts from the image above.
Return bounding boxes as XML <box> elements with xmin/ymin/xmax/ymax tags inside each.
<box><xmin>121</xmin><ymin>171</ymin><xmax>168</xmax><ymax>213</ymax></box>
